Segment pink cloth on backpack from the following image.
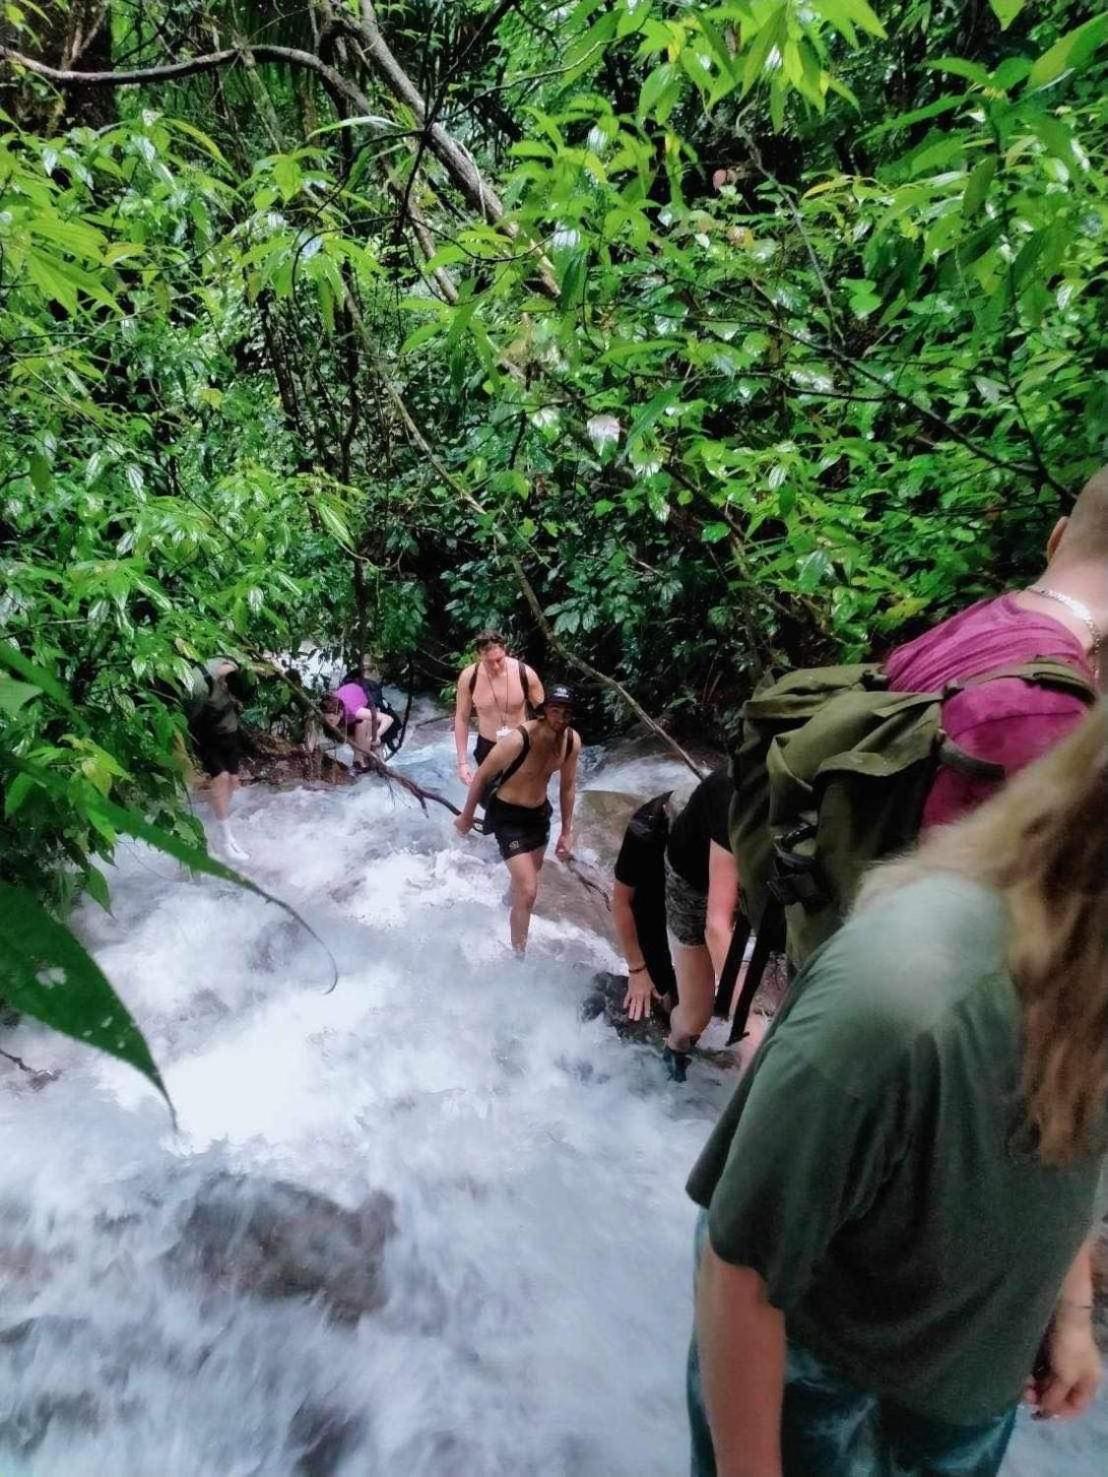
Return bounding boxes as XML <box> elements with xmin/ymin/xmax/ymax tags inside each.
<box><xmin>885</xmin><ymin>594</ymin><xmax>1093</xmax><ymax>830</ymax></box>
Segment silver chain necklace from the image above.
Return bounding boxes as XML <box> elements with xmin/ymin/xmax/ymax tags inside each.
<box><xmin>1028</xmin><ymin>586</ymin><xmax>1102</xmax><ymax>676</ymax></box>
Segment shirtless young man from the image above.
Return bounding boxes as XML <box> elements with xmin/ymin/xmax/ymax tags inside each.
<box><xmin>454</xmin><ymin>684</ymin><xmax>579</xmax><ymax>955</ymax></box>
<box><xmin>454</xmin><ymin>631</ymin><xmax>544</xmax><ymax>787</ymax></box>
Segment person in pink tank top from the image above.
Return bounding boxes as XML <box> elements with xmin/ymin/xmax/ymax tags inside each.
<box><xmin>886</xmin><ymin>466</ymin><xmax>1108</xmax><ymax>828</ymax></box>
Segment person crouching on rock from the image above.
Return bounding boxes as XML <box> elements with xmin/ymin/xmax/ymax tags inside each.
<box><xmin>333</xmin><ymin>661</ymin><xmax>393</xmax><ymax>773</ymax></box>
<box><xmin>612</xmin><ymin>792</ymin><xmax>680</xmax><ymax>1022</ymax></box>
<box><xmin>454</xmin><ymin>683</ymin><xmax>580</xmax><ymax>956</ymax></box>
<box><xmin>662</xmin><ymin>767</ymin><xmax>740</xmax><ymax>1083</ymax></box>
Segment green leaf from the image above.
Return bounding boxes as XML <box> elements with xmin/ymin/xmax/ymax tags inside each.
<box><xmin>83</xmin><ymin>865</ymin><xmax>111</xmax><ymax>913</ymax></box>
<box><xmin>638</xmin><ymin>62</ymin><xmax>677</xmax><ymax>118</ymax></box>
<box><xmin>4</xmin><ymin>773</ymin><xmax>36</xmax><ymax>819</ymax></box>
<box><xmin>701</xmin><ymin>521</ymin><xmax>731</xmax><ymax>544</ymax></box>
<box><xmin>164</xmin><ymin>117</ymin><xmax>229</xmax><ymax>165</ymax></box>
<box><xmin>1027</xmin><ymin>14</ymin><xmax>1108</xmax><ymax>92</ymax></box>
<box><xmin>0</xmin><ymin>883</ymin><xmax>170</xmax><ymax>1112</ymax></box>
<box><xmin>0</xmin><ymin>676</ymin><xmax>41</xmax><ymax>716</ymax></box>
<box><xmin>272</xmin><ymin>154</ymin><xmax>302</xmax><ymax>200</ymax></box>
<box><xmin>559</xmin><ymin>249</ymin><xmax>587</xmax><ymax>310</ymax></box>
<box><xmin>927</xmin><ymin>57</ymin><xmax>993</xmax><ymax>88</ymax></box>
<box><xmin>0</xmin><ymin>646</ymin><xmax>75</xmax><ymax>713</ymax></box>
<box><xmin>317</xmin><ymin>500</ymin><xmax>353</xmax><ymax>548</ymax></box>
<box><xmin>29</xmin><ymin>451</ymin><xmax>52</xmax><ymax>495</ymax></box>
<box><xmin>988</xmin><ymin>0</ymin><xmax>1024</xmax><ymax>29</ymax></box>
<box><xmin>963</xmin><ymin>156</ymin><xmax>996</xmax><ymax>218</ymax></box>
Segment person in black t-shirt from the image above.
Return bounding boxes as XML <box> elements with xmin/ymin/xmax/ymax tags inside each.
<box><xmin>612</xmin><ymin>793</ymin><xmax>679</xmax><ymax>1021</ymax></box>
<box><xmin>662</xmin><ymin>767</ymin><xmax>739</xmax><ymax>1081</ymax></box>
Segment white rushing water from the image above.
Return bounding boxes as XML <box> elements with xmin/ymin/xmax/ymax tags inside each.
<box><xmin>0</xmin><ymin>724</ymin><xmax>1103</xmax><ymax>1474</ymax></box>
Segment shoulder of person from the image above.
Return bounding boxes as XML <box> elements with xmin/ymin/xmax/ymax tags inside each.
<box><xmin>458</xmin><ymin>662</ymin><xmax>477</xmax><ymax>686</ymax></box>
<box><xmin>785</xmin><ymin>876</ymin><xmax>1009</xmax><ymax>1092</ymax></box>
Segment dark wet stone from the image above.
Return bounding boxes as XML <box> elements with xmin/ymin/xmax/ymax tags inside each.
<box><xmin>0</xmin><ymin>1392</ymin><xmax>100</xmax><ymax>1457</ymax></box>
<box><xmin>0</xmin><ymin>1315</ymin><xmax>87</xmax><ymax>1353</ymax></box>
<box><xmin>164</xmin><ymin>1173</ymin><xmax>396</xmax><ymax>1324</ymax></box>
<box><xmin>580</xmin><ymin>970</ymin><xmax>669</xmax><ymax>1045</ymax></box>
<box><xmin>289</xmin><ymin>1399</ymin><xmax>367</xmax><ymax>1475</ymax></box>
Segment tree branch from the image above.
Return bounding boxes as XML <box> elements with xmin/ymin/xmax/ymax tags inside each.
<box><xmin>0</xmin><ymin>43</ymin><xmax>373</xmax><ymax>118</ymax></box>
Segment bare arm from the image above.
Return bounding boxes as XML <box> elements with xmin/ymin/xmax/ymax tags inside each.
<box><xmin>1032</xmin><ymin>1235</ymin><xmax>1102</xmax><ymax>1420</ymax></box>
<box><xmin>455</xmin><ymin>731</ymin><xmax>522</xmax><ymax>830</ymax></box>
<box><xmin>696</xmin><ymin>1242</ymin><xmax>786</xmax><ymax>1477</ymax></box>
<box><xmin>526</xmin><ymin>666</ymin><xmax>545</xmax><ymax>709</ymax></box>
<box><xmin>613</xmin><ymin>878</ymin><xmax>659</xmax><ymax>1021</ymax></box>
<box><xmin>705</xmin><ymin>839</ymin><xmax>741</xmax><ymax>980</ymax></box>
<box><xmin>454</xmin><ymin>665</ymin><xmax>475</xmax><ymax>779</ymax></box>
<box><xmin>555</xmin><ymin>733</ymin><xmax>579</xmax><ymax>859</ymax></box>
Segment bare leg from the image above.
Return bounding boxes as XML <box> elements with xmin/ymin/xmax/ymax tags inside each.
<box><xmin>209</xmin><ymin>769</ymin><xmax>232</xmax><ymax>821</ymax></box>
<box><xmin>209</xmin><ymin>770</ymin><xmax>248</xmax><ymax>861</ymax></box>
<box><xmin>352</xmin><ymin>718</ymin><xmax>374</xmax><ymax>768</ymax></box>
<box><xmin>505</xmin><ymin>850</ymin><xmax>543</xmax><ymax>955</ymax></box>
<box><xmin>374</xmin><ymin>712</ymin><xmax>394</xmax><ymax>747</ymax></box>
<box><xmin>667</xmin><ymin>940</ymin><xmax>716</xmax><ymax>1052</ymax></box>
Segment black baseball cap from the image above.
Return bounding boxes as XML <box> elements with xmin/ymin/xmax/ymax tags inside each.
<box><xmin>544</xmin><ymin>682</ymin><xmax>576</xmax><ymax>708</ymax></box>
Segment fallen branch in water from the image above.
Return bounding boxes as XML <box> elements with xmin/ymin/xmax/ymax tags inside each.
<box><xmin>563</xmin><ymin>856</ymin><xmax>611</xmax><ymax>911</ymax></box>
<box><xmin>0</xmin><ymin>1045</ymin><xmax>59</xmax><ymax>1087</ymax></box>
<box><xmin>507</xmin><ymin>555</ymin><xmax>705</xmax><ymax>780</ymax></box>
<box><xmin>253</xmin><ymin>651</ymin><xmax>461</xmax><ymax>816</ymax></box>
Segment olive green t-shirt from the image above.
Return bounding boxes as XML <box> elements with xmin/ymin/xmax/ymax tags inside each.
<box><xmin>687</xmin><ymin>875</ymin><xmax>1105</xmax><ymax>1425</ymax></box>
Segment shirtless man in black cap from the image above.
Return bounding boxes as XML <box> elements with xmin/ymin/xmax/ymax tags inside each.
<box><xmin>454</xmin><ymin>684</ymin><xmax>580</xmax><ymax>955</ymax></box>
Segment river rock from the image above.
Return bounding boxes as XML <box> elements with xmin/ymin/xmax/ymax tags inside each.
<box><xmin>580</xmin><ymin>970</ymin><xmax>669</xmax><ymax>1045</ymax></box>
<box><xmin>289</xmin><ymin>1399</ymin><xmax>368</xmax><ymax>1475</ymax></box>
<box><xmin>570</xmin><ymin>789</ymin><xmax>641</xmax><ymax>869</ymax></box>
<box><xmin>163</xmin><ymin>1174</ymin><xmax>396</xmax><ymax>1324</ymax></box>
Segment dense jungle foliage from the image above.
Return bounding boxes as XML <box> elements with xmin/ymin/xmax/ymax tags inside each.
<box><xmin>0</xmin><ymin>1</ymin><xmax>1105</xmax><ymax>1086</ymax></box>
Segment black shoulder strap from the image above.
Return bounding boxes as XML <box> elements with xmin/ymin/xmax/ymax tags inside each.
<box><xmin>518</xmin><ymin>658</ymin><xmax>531</xmax><ymax>706</ymax></box>
<box><xmin>497</xmin><ymin>725</ymin><xmax>531</xmax><ymax>788</ymax></box>
<box><xmin>468</xmin><ymin>662</ymin><xmax>478</xmax><ymax>698</ymax></box>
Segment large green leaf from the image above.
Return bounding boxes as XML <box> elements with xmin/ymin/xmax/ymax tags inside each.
<box><xmin>0</xmin><ymin>883</ymin><xmax>171</xmax><ymax>1114</ymax></box>
<box><xmin>1027</xmin><ymin>13</ymin><xmax>1108</xmax><ymax>92</ymax></box>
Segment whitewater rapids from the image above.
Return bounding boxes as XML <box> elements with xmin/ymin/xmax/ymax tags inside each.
<box><xmin>0</xmin><ymin>723</ymin><xmax>1102</xmax><ymax>1474</ymax></box>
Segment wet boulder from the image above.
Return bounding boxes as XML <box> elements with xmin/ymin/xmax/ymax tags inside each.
<box><xmin>163</xmin><ymin>1174</ymin><xmax>396</xmax><ymax>1324</ymax></box>
<box><xmin>580</xmin><ymin>970</ymin><xmax>669</xmax><ymax>1045</ymax></box>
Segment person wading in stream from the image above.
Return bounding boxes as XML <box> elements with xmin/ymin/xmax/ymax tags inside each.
<box><xmin>454</xmin><ymin>631</ymin><xmax>544</xmax><ymax>787</ymax></box>
<box><xmin>686</xmin><ymin>706</ymin><xmax>1108</xmax><ymax>1477</ymax></box>
<box><xmin>186</xmin><ymin>656</ymin><xmax>250</xmax><ymax>862</ymax></box>
<box><xmin>454</xmin><ymin>684</ymin><xmax>579</xmax><ymax>956</ymax></box>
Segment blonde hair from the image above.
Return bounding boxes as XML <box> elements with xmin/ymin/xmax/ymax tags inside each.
<box><xmin>857</xmin><ymin>701</ymin><xmax>1108</xmax><ymax>1165</ymax></box>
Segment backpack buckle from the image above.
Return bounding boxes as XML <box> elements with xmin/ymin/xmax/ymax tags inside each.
<box><xmin>767</xmin><ymin>826</ymin><xmax>829</xmax><ymax>911</ymax></box>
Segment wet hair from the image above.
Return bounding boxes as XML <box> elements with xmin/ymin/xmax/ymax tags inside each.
<box><xmin>857</xmin><ymin>702</ymin><xmax>1108</xmax><ymax>1166</ymax></box>
<box><xmin>474</xmin><ymin>630</ymin><xmax>508</xmax><ymax>652</ymax></box>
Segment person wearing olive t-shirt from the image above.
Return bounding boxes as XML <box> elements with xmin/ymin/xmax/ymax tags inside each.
<box><xmin>663</xmin><ymin>768</ymin><xmax>739</xmax><ymax>1081</ymax></box>
<box><xmin>686</xmin><ymin>709</ymin><xmax>1108</xmax><ymax>1477</ymax></box>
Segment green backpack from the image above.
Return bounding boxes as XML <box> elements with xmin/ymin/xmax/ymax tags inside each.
<box><xmin>728</xmin><ymin>659</ymin><xmax>1096</xmax><ymax>972</ymax></box>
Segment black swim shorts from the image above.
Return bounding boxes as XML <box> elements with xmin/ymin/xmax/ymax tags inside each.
<box><xmin>484</xmin><ymin>795</ymin><xmax>552</xmax><ymax>861</ymax></box>
<box><xmin>190</xmin><ymin>724</ymin><xmax>242</xmax><ymax>778</ymax></box>
<box><xmin>474</xmin><ymin>734</ymin><xmax>496</xmax><ymax>765</ymax></box>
